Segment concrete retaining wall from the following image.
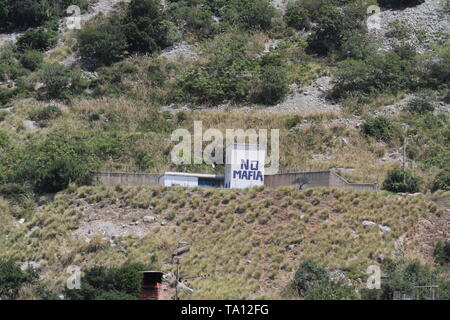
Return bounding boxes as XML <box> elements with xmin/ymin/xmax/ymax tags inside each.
<box><xmin>93</xmin><ymin>172</ymin><xmax>161</xmax><ymax>187</ymax></box>
<box><xmin>92</xmin><ymin>171</ymin><xmax>378</xmax><ymax>191</ymax></box>
<box><xmin>264</xmin><ymin>171</ymin><xmax>332</xmax><ymax>189</ymax></box>
<box><xmin>264</xmin><ymin>171</ymin><xmax>378</xmax><ymax>191</ymax></box>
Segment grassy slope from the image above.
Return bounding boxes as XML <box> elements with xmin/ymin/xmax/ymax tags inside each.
<box><xmin>1</xmin><ymin>186</ymin><xmax>448</xmax><ymax>299</ymax></box>
<box><xmin>4</xmin><ymin>95</ymin><xmax>447</xmax><ymax>187</ymax></box>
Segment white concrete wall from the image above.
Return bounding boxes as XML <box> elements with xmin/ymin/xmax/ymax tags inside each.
<box><xmin>162</xmin><ymin>175</ymin><xmax>198</xmax><ymax>187</ymax></box>
<box><xmin>225</xmin><ymin>144</ymin><xmax>265</xmax><ymax>189</ymax></box>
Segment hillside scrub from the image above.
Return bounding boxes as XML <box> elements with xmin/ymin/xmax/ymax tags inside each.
<box><xmin>0</xmin><ymin>0</ymin><xmax>94</xmax><ymax>32</ymax></box>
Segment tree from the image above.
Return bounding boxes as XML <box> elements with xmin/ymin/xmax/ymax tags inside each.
<box><xmin>294</xmin><ymin>259</ymin><xmax>328</xmax><ymax>296</ymax></box>
<box><xmin>382</xmin><ymin>168</ymin><xmax>421</xmax><ymax>193</ymax></box>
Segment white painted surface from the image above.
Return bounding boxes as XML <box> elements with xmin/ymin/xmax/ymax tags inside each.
<box><xmin>225</xmin><ymin>144</ymin><xmax>265</xmax><ymax>189</ymax></box>
<box><xmin>162</xmin><ymin>175</ymin><xmax>198</xmax><ymax>187</ymax></box>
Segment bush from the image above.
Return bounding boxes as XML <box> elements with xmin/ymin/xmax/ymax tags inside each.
<box><xmin>252</xmin><ymin>64</ymin><xmax>289</xmax><ymax>105</ymax></box>
<box><xmin>377</xmin><ymin>260</ymin><xmax>445</xmax><ymax>300</ymax></box>
<box><xmin>0</xmin><ymin>183</ymin><xmax>32</xmax><ymax>203</ymax></box>
<box><xmin>285</xmin><ymin>1</ymin><xmax>311</xmax><ymax>30</ymax></box>
<box><xmin>332</xmin><ymin>52</ymin><xmax>412</xmax><ymax>99</ymax></box>
<box><xmin>40</xmin><ymin>63</ymin><xmax>72</xmax><ymax>99</ymax></box>
<box><xmin>361</xmin><ymin>116</ymin><xmax>399</xmax><ymax>142</ymax></box>
<box><xmin>77</xmin><ymin>21</ymin><xmax>128</xmax><ymax>67</ymax></box>
<box><xmin>29</xmin><ymin>104</ymin><xmax>62</xmax><ymax>126</ymax></box>
<box><xmin>304</xmin><ymin>279</ymin><xmax>357</xmax><ymax>300</ymax></box>
<box><xmin>0</xmin><ymin>47</ymin><xmax>29</xmax><ymax>82</ymax></box>
<box><xmin>0</xmin><ymin>0</ymin><xmax>92</xmax><ymax>32</ymax></box>
<box><xmin>382</xmin><ymin>168</ymin><xmax>421</xmax><ymax>193</ymax></box>
<box><xmin>19</xmin><ymin>50</ymin><xmax>44</xmax><ymax>71</ymax></box>
<box><xmin>122</xmin><ymin>0</ymin><xmax>166</xmax><ymax>53</ymax></box>
<box><xmin>294</xmin><ymin>259</ymin><xmax>328</xmax><ymax>296</ymax></box>
<box><xmin>434</xmin><ymin>240</ymin><xmax>450</xmax><ymax>266</ymax></box>
<box><xmin>17</xmin><ymin>27</ymin><xmax>58</xmax><ymax>51</ymax></box>
<box><xmin>223</xmin><ymin>0</ymin><xmax>276</xmax><ymax>31</ymax></box>
<box><xmin>431</xmin><ymin>169</ymin><xmax>450</xmax><ymax>192</ymax></box>
<box><xmin>0</xmin><ymin>259</ymin><xmax>38</xmax><ymax>300</ymax></box>
<box><xmin>406</xmin><ymin>95</ymin><xmax>435</xmax><ymax>114</ymax></box>
<box><xmin>307</xmin><ymin>4</ymin><xmax>366</xmax><ymax>55</ymax></box>
<box><xmin>65</xmin><ymin>263</ymin><xmax>146</xmax><ymax>300</ymax></box>
<box><xmin>12</xmin><ymin>130</ymin><xmax>97</xmax><ymax>193</ymax></box>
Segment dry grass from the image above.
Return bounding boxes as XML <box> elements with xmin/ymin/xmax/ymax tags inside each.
<box><xmin>1</xmin><ymin>186</ymin><xmax>447</xmax><ymax>299</ymax></box>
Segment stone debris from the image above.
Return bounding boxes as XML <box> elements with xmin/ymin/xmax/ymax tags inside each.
<box><xmin>379</xmin><ymin>225</ymin><xmax>392</xmax><ymax>233</ymax></box>
<box><xmin>143</xmin><ymin>215</ymin><xmax>156</xmax><ymax>223</ymax></box>
<box><xmin>373</xmin><ymin>0</ymin><xmax>450</xmax><ymax>54</ymax></box>
<box><xmin>363</xmin><ymin>220</ymin><xmax>377</xmax><ymax>227</ymax></box>
<box><xmin>160</xmin><ymin>42</ymin><xmax>198</xmax><ymax>62</ymax></box>
<box><xmin>22</xmin><ymin>120</ymin><xmax>39</xmax><ymax>131</ymax></box>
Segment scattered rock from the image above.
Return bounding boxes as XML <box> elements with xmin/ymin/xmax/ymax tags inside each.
<box><xmin>379</xmin><ymin>225</ymin><xmax>392</xmax><ymax>233</ymax></box>
<box><xmin>363</xmin><ymin>220</ymin><xmax>377</xmax><ymax>227</ymax></box>
<box><xmin>20</xmin><ymin>261</ymin><xmax>40</xmax><ymax>271</ymax></box>
<box><xmin>340</xmin><ymin>137</ymin><xmax>349</xmax><ymax>146</ymax></box>
<box><xmin>22</xmin><ymin>120</ymin><xmax>39</xmax><ymax>131</ymax></box>
<box><xmin>161</xmin><ymin>42</ymin><xmax>198</xmax><ymax>62</ymax></box>
<box><xmin>143</xmin><ymin>215</ymin><xmax>156</xmax><ymax>223</ymax></box>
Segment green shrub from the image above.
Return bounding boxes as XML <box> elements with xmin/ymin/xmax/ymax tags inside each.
<box><xmin>382</xmin><ymin>168</ymin><xmax>421</xmax><ymax>193</ymax></box>
<box><xmin>307</xmin><ymin>4</ymin><xmax>366</xmax><ymax>55</ymax></box>
<box><xmin>415</xmin><ymin>45</ymin><xmax>450</xmax><ymax>91</ymax></box>
<box><xmin>304</xmin><ymin>279</ymin><xmax>357</xmax><ymax>300</ymax></box>
<box><xmin>0</xmin><ymin>0</ymin><xmax>92</xmax><ymax>32</ymax></box>
<box><xmin>294</xmin><ymin>259</ymin><xmax>328</xmax><ymax>296</ymax></box>
<box><xmin>377</xmin><ymin>260</ymin><xmax>444</xmax><ymax>300</ymax></box>
<box><xmin>0</xmin><ymin>47</ymin><xmax>29</xmax><ymax>82</ymax></box>
<box><xmin>29</xmin><ymin>104</ymin><xmax>62</xmax><ymax>126</ymax></box>
<box><xmin>406</xmin><ymin>95</ymin><xmax>435</xmax><ymax>114</ymax></box>
<box><xmin>77</xmin><ymin>21</ymin><xmax>128</xmax><ymax>67</ymax></box>
<box><xmin>64</xmin><ymin>263</ymin><xmax>146</xmax><ymax>300</ymax></box>
<box><xmin>285</xmin><ymin>115</ymin><xmax>302</xmax><ymax>129</ymax></box>
<box><xmin>39</xmin><ymin>63</ymin><xmax>88</xmax><ymax>100</ymax></box>
<box><xmin>332</xmin><ymin>52</ymin><xmax>412</xmax><ymax>99</ymax></box>
<box><xmin>17</xmin><ymin>27</ymin><xmax>58</xmax><ymax>51</ymax></box>
<box><xmin>10</xmin><ymin>130</ymin><xmax>98</xmax><ymax>193</ymax></box>
<box><xmin>431</xmin><ymin>169</ymin><xmax>450</xmax><ymax>192</ymax></box>
<box><xmin>386</xmin><ymin>21</ymin><xmax>412</xmax><ymax>41</ymax></box>
<box><xmin>0</xmin><ymin>183</ymin><xmax>32</xmax><ymax>203</ymax></box>
<box><xmin>434</xmin><ymin>240</ymin><xmax>450</xmax><ymax>266</ymax></box>
<box><xmin>252</xmin><ymin>64</ymin><xmax>289</xmax><ymax>105</ymax></box>
<box><xmin>285</xmin><ymin>1</ymin><xmax>311</xmax><ymax>30</ymax></box>
<box><xmin>19</xmin><ymin>50</ymin><xmax>44</xmax><ymax>71</ymax></box>
<box><xmin>0</xmin><ymin>259</ymin><xmax>38</xmax><ymax>300</ymax></box>
<box><xmin>0</xmin><ymin>130</ymin><xmax>8</xmax><ymax>148</ymax></box>
<box><xmin>223</xmin><ymin>0</ymin><xmax>276</xmax><ymax>31</ymax></box>
<box><xmin>361</xmin><ymin>116</ymin><xmax>399</xmax><ymax>142</ymax></box>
